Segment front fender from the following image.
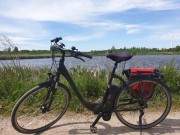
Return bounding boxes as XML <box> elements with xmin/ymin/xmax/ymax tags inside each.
<box><xmin>38</xmin><ymin>81</ymin><xmax>51</xmax><ymax>87</ymax></box>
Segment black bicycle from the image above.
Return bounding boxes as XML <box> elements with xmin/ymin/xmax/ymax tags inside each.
<box><xmin>11</xmin><ymin>37</ymin><xmax>172</xmax><ymax>134</ymax></box>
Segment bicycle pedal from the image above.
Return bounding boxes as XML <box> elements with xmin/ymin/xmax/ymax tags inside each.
<box><xmin>90</xmin><ymin>125</ymin><xmax>97</xmax><ymax>133</ymax></box>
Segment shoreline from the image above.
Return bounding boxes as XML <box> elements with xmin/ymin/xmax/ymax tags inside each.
<box><xmin>0</xmin><ymin>53</ymin><xmax>180</xmax><ymax>60</ymax></box>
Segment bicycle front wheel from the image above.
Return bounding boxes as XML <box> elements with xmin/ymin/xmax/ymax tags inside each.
<box><xmin>11</xmin><ymin>82</ymin><xmax>70</xmax><ymax>134</ymax></box>
<box><xmin>115</xmin><ymin>78</ymin><xmax>172</xmax><ymax>129</ymax></box>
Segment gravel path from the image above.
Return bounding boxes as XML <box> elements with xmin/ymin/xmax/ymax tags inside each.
<box><xmin>0</xmin><ymin>111</ymin><xmax>180</xmax><ymax>135</ymax></box>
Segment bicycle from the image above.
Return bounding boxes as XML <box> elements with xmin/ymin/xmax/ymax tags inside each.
<box><xmin>11</xmin><ymin>37</ymin><xmax>172</xmax><ymax>134</ymax></box>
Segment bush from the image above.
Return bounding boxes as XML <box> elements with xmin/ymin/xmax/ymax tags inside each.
<box><xmin>159</xmin><ymin>60</ymin><xmax>180</xmax><ymax>94</ymax></box>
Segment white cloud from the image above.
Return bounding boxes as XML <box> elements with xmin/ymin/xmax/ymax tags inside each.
<box><xmin>0</xmin><ymin>0</ymin><xmax>180</xmax><ymax>50</ymax></box>
<box><xmin>8</xmin><ymin>36</ymin><xmax>36</xmax><ymax>44</ymax></box>
<box><xmin>0</xmin><ymin>25</ymin><xmax>23</xmax><ymax>34</ymax></box>
<box><xmin>148</xmin><ymin>31</ymin><xmax>180</xmax><ymax>41</ymax></box>
<box><xmin>3</xmin><ymin>0</ymin><xmax>176</xmax><ymax>34</ymax></box>
<box><xmin>0</xmin><ymin>19</ymin><xmax>50</xmax><ymax>44</ymax></box>
<box><xmin>139</xmin><ymin>30</ymin><xmax>180</xmax><ymax>49</ymax></box>
<box><xmin>1</xmin><ymin>0</ymin><xmax>179</xmax><ymax>36</ymax></box>
<box><xmin>64</xmin><ymin>33</ymin><xmax>104</xmax><ymax>41</ymax></box>
<box><xmin>0</xmin><ymin>35</ymin><xmax>50</xmax><ymax>50</ymax></box>
<box><xmin>126</xmin><ymin>29</ymin><xmax>141</xmax><ymax>34</ymax></box>
<box><xmin>0</xmin><ymin>20</ymin><xmax>51</xmax><ymax>51</ymax></box>
<box><xmin>80</xmin><ymin>21</ymin><xmax>143</xmax><ymax>34</ymax></box>
<box><xmin>0</xmin><ymin>0</ymin><xmax>93</xmax><ymax>22</ymax></box>
<box><xmin>0</xmin><ymin>0</ymin><xmax>179</xmax><ymax>23</ymax></box>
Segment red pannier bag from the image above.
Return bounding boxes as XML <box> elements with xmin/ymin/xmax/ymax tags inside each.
<box><xmin>123</xmin><ymin>68</ymin><xmax>159</xmax><ymax>99</ymax></box>
<box><xmin>130</xmin><ymin>80</ymin><xmax>157</xmax><ymax>99</ymax></box>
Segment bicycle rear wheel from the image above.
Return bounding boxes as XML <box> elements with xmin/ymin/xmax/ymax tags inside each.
<box><xmin>115</xmin><ymin>78</ymin><xmax>172</xmax><ymax>129</ymax></box>
<box><xmin>11</xmin><ymin>82</ymin><xmax>70</xmax><ymax>134</ymax></box>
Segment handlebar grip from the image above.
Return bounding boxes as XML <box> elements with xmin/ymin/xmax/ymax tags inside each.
<box><xmin>51</xmin><ymin>37</ymin><xmax>62</xmax><ymax>43</ymax></box>
<box><xmin>79</xmin><ymin>52</ymin><xmax>92</xmax><ymax>59</ymax></box>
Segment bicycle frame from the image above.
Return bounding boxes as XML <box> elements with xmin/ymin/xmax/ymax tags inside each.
<box><xmin>57</xmin><ymin>57</ymin><xmax>98</xmax><ymax>111</ymax></box>
<box><xmin>49</xmin><ymin>48</ymin><xmax>146</xmax><ymax>115</ymax></box>
<box><xmin>53</xmin><ymin>51</ymin><xmax>126</xmax><ymax>112</ymax></box>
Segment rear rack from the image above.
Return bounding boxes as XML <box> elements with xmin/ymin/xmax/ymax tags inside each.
<box><xmin>123</xmin><ymin>68</ymin><xmax>164</xmax><ymax>80</ymax></box>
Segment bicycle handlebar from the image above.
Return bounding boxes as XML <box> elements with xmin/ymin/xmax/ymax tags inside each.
<box><xmin>78</xmin><ymin>52</ymin><xmax>92</xmax><ymax>59</ymax></box>
<box><xmin>66</xmin><ymin>49</ymin><xmax>92</xmax><ymax>59</ymax></box>
<box><xmin>51</xmin><ymin>37</ymin><xmax>92</xmax><ymax>60</ymax></box>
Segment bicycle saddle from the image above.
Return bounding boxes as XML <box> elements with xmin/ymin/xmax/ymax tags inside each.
<box><xmin>106</xmin><ymin>52</ymin><xmax>133</xmax><ymax>62</ymax></box>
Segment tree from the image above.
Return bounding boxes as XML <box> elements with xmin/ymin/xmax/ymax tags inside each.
<box><xmin>21</xmin><ymin>50</ymin><xmax>30</xmax><ymax>53</ymax></box>
<box><xmin>175</xmin><ymin>45</ymin><xmax>180</xmax><ymax>52</ymax></box>
<box><xmin>8</xmin><ymin>47</ymin><xmax>11</xmax><ymax>52</ymax></box>
<box><xmin>13</xmin><ymin>46</ymin><xmax>18</xmax><ymax>52</ymax></box>
<box><xmin>111</xmin><ymin>46</ymin><xmax>116</xmax><ymax>50</ymax></box>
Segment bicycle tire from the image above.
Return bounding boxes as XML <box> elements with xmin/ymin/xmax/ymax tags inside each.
<box><xmin>114</xmin><ymin>77</ymin><xmax>172</xmax><ymax>129</ymax></box>
<box><xmin>11</xmin><ymin>82</ymin><xmax>70</xmax><ymax>134</ymax></box>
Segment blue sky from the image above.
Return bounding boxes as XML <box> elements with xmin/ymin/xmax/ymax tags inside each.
<box><xmin>0</xmin><ymin>0</ymin><xmax>180</xmax><ymax>51</ymax></box>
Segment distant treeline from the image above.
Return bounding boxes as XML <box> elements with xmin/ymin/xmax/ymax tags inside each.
<box><xmin>0</xmin><ymin>45</ymin><xmax>180</xmax><ymax>60</ymax></box>
<box><xmin>88</xmin><ymin>45</ymin><xmax>180</xmax><ymax>55</ymax></box>
<box><xmin>0</xmin><ymin>50</ymin><xmax>52</xmax><ymax>60</ymax></box>
<box><xmin>1</xmin><ymin>35</ymin><xmax>179</xmax><ymax>59</ymax></box>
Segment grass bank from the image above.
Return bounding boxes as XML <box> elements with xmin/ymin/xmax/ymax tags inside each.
<box><xmin>0</xmin><ymin>61</ymin><xmax>179</xmax><ymax>115</ymax></box>
<box><xmin>0</xmin><ymin>53</ymin><xmax>52</xmax><ymax>60</ymax></box>
<box><xmin>0</xmin><ymin>52</ymin><xmax>180</xmax><ymax>60</ymax></box>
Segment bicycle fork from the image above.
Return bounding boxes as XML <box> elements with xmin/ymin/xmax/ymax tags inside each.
<box><xmin>40</xmin><ymin>73</ymin><xmax>58</xmax><ymax>113</ymax></box>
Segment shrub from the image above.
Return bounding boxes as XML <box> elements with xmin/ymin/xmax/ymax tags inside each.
<box><xmin>159</xmin><ymin>60</ymin><xmax>180</xmax><ymax>94</ymax></box>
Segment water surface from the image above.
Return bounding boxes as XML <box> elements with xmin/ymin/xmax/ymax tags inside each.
<box><xmin>0</xmin><ymin>55</ymin><xmax>180</xmax><ymax>70</ymax></box>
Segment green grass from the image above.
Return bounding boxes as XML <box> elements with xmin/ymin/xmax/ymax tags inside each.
<box><xmin>159</xmin><ymin>60</ymin><xmax>180</xmax><ymax>110</ymax></box>
<box><xmin>0</xmin><ymin>60</ymin><xmax>179</xmax><ymax>115</ymax></box>
<box><xmin>0</xmin><ymin>62</ymin><xmax>48</xmax><ymax>115</ymax></box>
<box><xmin>0</xmin><ymin>53</ymin><xmax>52</xmax><ymax>60</ymax></box>
<box><xmin>159</xmin><ymin>60</ymin><xmax>180</xmax><ymax>94</ymax></box>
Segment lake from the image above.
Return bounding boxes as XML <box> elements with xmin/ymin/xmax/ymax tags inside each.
<box><xmin>0</xmin><ymin>55</ymin><xmax>180</xmax><ymax>70</ymax></box>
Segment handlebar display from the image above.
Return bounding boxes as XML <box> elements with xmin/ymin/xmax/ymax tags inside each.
<box><xmin>51</xmin><ymin>37</ymin><xmax>62</xmax><ymax>43</ymax></box>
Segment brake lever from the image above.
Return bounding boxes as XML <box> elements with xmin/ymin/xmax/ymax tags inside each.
<box><xmin>74</xmin><ymin>56</ymin><xmax>85</xmax><ymax>62</ymax></box>
<box><xmin>60</xmin><ymin>43</ymin><xmax>65</xmax><ymax>47</ymax></box>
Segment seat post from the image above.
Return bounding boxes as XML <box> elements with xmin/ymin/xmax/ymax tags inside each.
<box><xmin>108</xmin><ymin>62</ymin><xmax>118</xmax><ymax>85</ymax></box>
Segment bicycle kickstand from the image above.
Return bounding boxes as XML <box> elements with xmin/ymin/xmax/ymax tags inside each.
<box><xmin>139</xmin><ymin>109</ymin><xmax>144</xmax><ymax>132</ymax></box>
<box><xmin>90</xmin><ymin>113</ymin><xmax>103</xmax><ymax>133</ymax></box>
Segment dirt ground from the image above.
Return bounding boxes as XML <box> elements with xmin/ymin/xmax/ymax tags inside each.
<box><xmin>0</xmin><ymin>111</ymin><xmax>180</xmax><ymax>135</ymax></box>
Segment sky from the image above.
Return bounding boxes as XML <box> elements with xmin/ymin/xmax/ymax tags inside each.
<box><xmin>0</xmin><ymin>0</ymin><xmax>180</xmax><ymax>51</ymax></box>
